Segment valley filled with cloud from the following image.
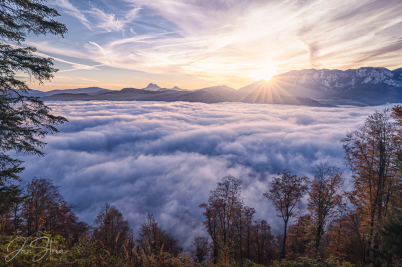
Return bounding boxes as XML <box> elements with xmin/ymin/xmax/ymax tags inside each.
<box><xmin>17</xmin><ymin>101</ymin><xmax>393</xmax><ymax>247</ymax></box>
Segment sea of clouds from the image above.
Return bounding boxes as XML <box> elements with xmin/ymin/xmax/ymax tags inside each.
<box><xmin>17</xmin><ymin>101</ymin><xmax>395</xmax><ymax>248</ymax></box>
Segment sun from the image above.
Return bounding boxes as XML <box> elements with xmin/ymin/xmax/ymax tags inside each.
<box><xmin>250</xmin><ymin>66</ymin><xmax>277</xmax><ymax>81</ymax></box>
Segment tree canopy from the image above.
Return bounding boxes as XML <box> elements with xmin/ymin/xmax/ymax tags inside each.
<box><xmin>0</xmin><ymin>0</ymin><xmax>67</xmax><ymax>185</ymax></box>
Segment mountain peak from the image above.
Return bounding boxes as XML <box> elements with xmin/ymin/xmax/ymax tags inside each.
<box><xmin>143</xmin><ymin>83</ymin><xmax>161</xmax><ymax>91</ymax></box>
<box><xmin>145</xmin><ymin>83</ymin><xmax>160</xmax><ymax>88</ymax></box>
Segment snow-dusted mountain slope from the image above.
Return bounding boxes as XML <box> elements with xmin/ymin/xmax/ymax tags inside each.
<box><xmin>276</xmin><ymin>67</ymin><xmax>401</xmax><ymax>91</ymax></box>
<box><xmin>262</xmin><ymin>67</ymin><xmax>402</xmax><ymax>104</ymax></box>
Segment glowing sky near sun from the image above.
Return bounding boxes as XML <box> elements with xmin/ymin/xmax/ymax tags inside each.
<box><xmin>26</xmin><ymin>0</ymin><xmax>402</xmax><ymax>91</ymax></box>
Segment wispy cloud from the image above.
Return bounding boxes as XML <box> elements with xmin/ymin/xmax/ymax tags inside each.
<box><xmin>51</xmin><ymin>0</ymin><xmax>141</xmax><ymax>34</ymax></box>
<box><xmin>89</xmin><ymin>41</ymin><xmax>107</xmax><ymax>57</ymax></box>
<box><xmin>37</xmin><ymin>0</ymin><xmax>402</xmax><ymax>89</ymax></box>
<box><xmin>89</xmin><ymin>41</ymin><xmax>113</xmax><ymax>65</ymax></box>
<box><xmin>33</xmin><ymin>50</ymin><xmax>102</xmax><ymax>72</ymax></box>
<box><xmin>87</xmin><ymin>6</ymin><xmax>125</xmax><ymax>32</ymax></box>
<box><xmin>84</xmin><ymin>2</ymin><xmax>142</xmax><ymax>34</ymax></box>
<box><xmin>51</xmin><ymin>0</ymin><xmax>92</xmax><ymax>30</ymax></box>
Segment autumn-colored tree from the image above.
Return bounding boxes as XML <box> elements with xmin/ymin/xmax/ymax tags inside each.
<box><xmin>235</xmin><ymin>203</ymin><xmax>244</xmax><ymax>262</ymax></box>
<box><xmin>390</xmin><ymin>105</ymin><xmax>402</xmax><ymax>210</ymax></box>
<box><xmin>23</xmin><ymin>178</ymin><xmax>62</xmax><ymax>235</ymax></box>
<box><xmin>93</xmin><ymin>203</ymin><xmax>133</xmax><ymax>256</ymax></box>
<box><xmin>286</xmin><ymin>213</ymin><xmax>314</xmax><ymax>259</ymax></box>
<box><xmin>244</xmin><ymin>206</ymin><xmax>256</xmax><ymax>260</ymax></box>
<box><xmin>22</xmin><ymin>178</ymin><xmax>89</xmax><ymax>238</ymax></box>
<box><xmin>200</xmin><ymin>175</ymin><xmax>243</xmax><ymax>264</ymax></box>
<box><xmin>263</xmin><ymin>170</ymin><xmax>309</xmax><ymax>259</ymax></box>
<box><xmin>325</xmin><ymin>213</ymin><xmax>366</xmax><ymax>265</ymax></box>
<box><xmin>373</xmin><ymin>105</ymin><xmax>402</xmax><ymax>263</ymax></box>
<box><xmin>391</xmin><ymin>104</ymin><xmax>402</xmax><ymax>129</ymax></box>
<box><xmin>190</xmin><ymin>236</ymin><xmax>211</xmax><ymax>263</ymax></box>
<box><xmin>324</xmin><ymin>213</ymin><xmax>346</xmax><ymax>260</ymax></box>
<box><xmin>342</xmin><ymin>109</ymin><xmax>397</xmax><ymax>262</ymax></box>
<box><xmin>307</xmin><ymin>164</ymin><xmax>344</xmax><ymax>257</ymax></box>
<box><xmin>251</xmin><ymin>219</ymin><xmax>275</xmax><ymax>265</ymax></box>
<box><xmin>136</xmin><ymin>213</ymin><xmax>183</xmax><ymax>257</ymax></box>
<box><xmin>50</xmin><ymin>201</ymin><xmax>90</xmax><ymax>241</ymax></box>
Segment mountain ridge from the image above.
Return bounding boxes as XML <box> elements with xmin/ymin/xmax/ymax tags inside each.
<box><xmin>266</xmin><ymin>67</ymin><xmax>402</xmax><ymax>105</ymax></box>
<box><xmin>41</xmin><ymin>85</ymin><xmax>325</xmax><ymax>106</ymax></box>
<box><xmin>31</xmin><ymin>66</ymin><xmax>402</xmax><ymax>106</ymax></box>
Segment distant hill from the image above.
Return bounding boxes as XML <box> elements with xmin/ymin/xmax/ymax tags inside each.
<box><xmin>41</xmin><ymin>84</ymin><xmax>324</xmax><ymax>106</ymax></box>
<box><xmin>171</xmin><ymin>86</ymin><xmax>186</xmax><ymax>91</ymax></box>
<box><xmin>177</xmin><ymin>86</ymin><xmax>240</xmax><ymax>103</ymax></box>
<box><xmin>25</xmin><ymin>87</ymin><xmax>114</xmax><ymax>97</ymax></box>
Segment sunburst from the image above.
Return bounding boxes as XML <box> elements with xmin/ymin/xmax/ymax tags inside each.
<box><xmin>250</xmin><ymin>66</ymin><xmax>277</xmax><ymax>81</ymax></box>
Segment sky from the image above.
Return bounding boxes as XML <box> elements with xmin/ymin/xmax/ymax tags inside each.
<box><xmin>25</xmin><ymin>0</ymin><xmax>402</xmax><ymax>91</ymax></box>
<box><xmin>17</xmin><ymin>101</ymin><xmax>393</xmax><ymax>248</ymax></box>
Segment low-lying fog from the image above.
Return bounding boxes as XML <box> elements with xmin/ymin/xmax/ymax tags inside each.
<box><xmin>18</xmin><ymin>101</ymin><xmax>394</xmax><ymax>247</ymax></box>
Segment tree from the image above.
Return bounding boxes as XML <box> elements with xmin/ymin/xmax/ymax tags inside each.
<box><xmin>378</xmin><ymin>209</ymin><xmax>402</xmax><ymax>259</ymax></box>
<box><xmin>251</xmin><ymin>219</ymin><xmax>274</xmax><ymax>265</ymax></box>
<box><xmin>307</xmin><ymin>164</ymin><xmax>344</xmax><ymax>256</ymax></box>
<box><xmin>391</xmin><ymin>105</ymin><xmax>402</xmax><ymax>209</ymax></box>
<box><xmin>341</xmin><ymin>109</ymin><xmax>397</xmax><ymax>261</ymax></box>
<box><xmin>325</xmin><ymin>213</ymin><xmax>366</xmax><ymax>264</ymax></box>
<box><xmin>189</xmin><ymin>236</ymin><xmax>211</xmax><ymax>263</ymax></box>
<box><xmin>0</xmin><ymin>179</ymin><xmax>25</xmax><ymax>233</ymax></box>
<box><xmin>24</xmin><ymin>177</ymin><xmax>63</xmax><ymax>235</ymax></box>
<box><xmin>263</xmin><ymin>169</ymin><xmax>309</xmax><ymax>259</ymax></box>
<box><xmin>286</xmin><ymin>213</ymin><xmax>314</xmax><ymax>259</ymax></box>
<box><xmin>244</xmin><ymin>206</ymin><xmax>256</xmax><ymax>260</ymax></box>
<box><xmin>136</xmin><ymin>213</ymin><xmax>183</xmax><ymax>257</ymax></box>
<box><xmin>200</xmin><ymin>175</ymin><xmax>243</xmax><ymax>264</ymax></box>
<box><xmin>22</xmin><ymin>178</ymin><xmax>89</xmax><ymax>238</ymax></box>
<box><xmin>93</xmin><ymin>203</ymin><xmax>132</xmax><ymax>255</ymax></box>
<box><xmin>0</xmin><ymin>0</ymin><xmax>68</xmax><ymax>218</ymax></box>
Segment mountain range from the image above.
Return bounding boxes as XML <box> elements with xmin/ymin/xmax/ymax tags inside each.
<box><xmin>263</xmin><ymin>67</ymin><xmax>402</xmax><ymax>105</ymax></box>
<box><xmin>32</xmin><ymin>67</ymin><xmax>402</xmax><ymax>106</ymax></box>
